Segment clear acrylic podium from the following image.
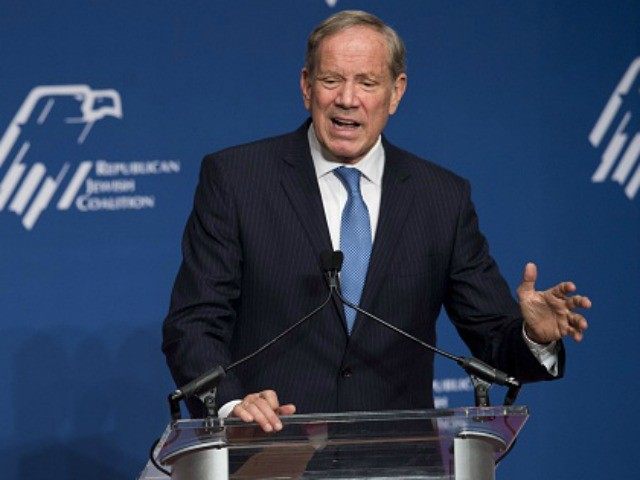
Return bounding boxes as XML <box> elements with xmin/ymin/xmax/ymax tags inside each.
<box><xmin>141</xmin><ymin>406</ymin><xmax>528</xmax><ymax>480</ymax></box>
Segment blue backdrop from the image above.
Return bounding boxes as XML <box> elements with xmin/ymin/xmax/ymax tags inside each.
<box><xmin>1</xmin><ymin>1</ymin><xmax>638</xmax><ymax>478</ymax></box>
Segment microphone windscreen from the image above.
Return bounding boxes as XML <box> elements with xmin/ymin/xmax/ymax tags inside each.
<box><xmin>332</xmin><ymin>250</ymin><xmax>344</xmax><ymax>271</ymax></box>
<box><xmin>320</xmin><ymin>250</ymin><xmax>344</xmax><ymax>272</ymax></box>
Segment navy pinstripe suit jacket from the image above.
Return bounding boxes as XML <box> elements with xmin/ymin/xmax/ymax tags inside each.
<box><xmin>162</xmin><ymin>120</ymin><xmax>562</xmax><ymax>415</ymax></box>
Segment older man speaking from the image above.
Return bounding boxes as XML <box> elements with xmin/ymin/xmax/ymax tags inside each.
<box><xmin>163</xmin><ymin>10</ymin><xmax>590</xmax><ymax>433</ymax></box>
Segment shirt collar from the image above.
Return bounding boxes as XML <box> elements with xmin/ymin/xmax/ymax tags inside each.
<box><xmin>307</xmin><ymin>123</ymin><xmax>384</xmax><ymax>186</ymax></box>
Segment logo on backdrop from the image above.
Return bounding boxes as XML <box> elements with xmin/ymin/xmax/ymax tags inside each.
<box><xmin>433</xmin><ymin>376</ymin><xmax>473</xmax><ymax>408</ymax></box>
<box><xmin>0</xmin><ymin>85</ymin><xmax>181</xmax><ymax>230</ymax></box>
<box><xmin>589</xmin><ymin>57</ymin><xmax>640</xmax><ymax>200</ymax></box>
<box><xmin>325</xmin><ymin>0</ymin><xmax>338</xmax><ymax>7</ymax></box>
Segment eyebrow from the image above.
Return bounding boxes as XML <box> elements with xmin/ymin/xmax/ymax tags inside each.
<box><xmin>316</xmin><ymin>71</ymin><xmax>385</xmax><ymax>80</ymax></box>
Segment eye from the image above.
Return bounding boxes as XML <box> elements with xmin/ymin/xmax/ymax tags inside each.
<box><xmin>359</xmin><ymin>79</ymin><xmax>379</xmax><ymax>89</ymax></box>
<box><xmin>319</xmin><ymin>77</ymin><xmax>340</xmax><ymax>89</ymax></box>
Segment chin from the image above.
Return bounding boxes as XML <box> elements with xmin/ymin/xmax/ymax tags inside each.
<box><xmin>325</xmin><ymin>144</ymin><xmax>364</xmax><ymax>162</ymax></box>
<box><xmin>329</xmin><ymin>151</ymin><xmax>361</xmax><ymax>164</ymax></box>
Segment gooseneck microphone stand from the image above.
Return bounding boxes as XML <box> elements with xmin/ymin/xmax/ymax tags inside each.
<box><xmin>322</xmin><ymin>250</ymin><xmax>521</xmax><ymax>408</ymax></box>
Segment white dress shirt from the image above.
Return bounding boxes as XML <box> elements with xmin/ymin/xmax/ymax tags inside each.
<box><xmin>307</xmin><ymin>124</ymin><xmax>384</xmax><ymax>248</ymax></box>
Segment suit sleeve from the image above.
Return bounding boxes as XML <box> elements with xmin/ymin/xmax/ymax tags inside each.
<box><xmin>162</xmin><ymin>155</ymin><xmax>244</xmax><ymax>413</ymax></box>
<box><xmin>444</xmin><ymin>180</ymin><xmax>564</xmax><ymax>383</ymax></box>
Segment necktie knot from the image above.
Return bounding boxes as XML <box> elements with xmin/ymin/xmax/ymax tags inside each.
<box><xmin>334</xmin><ymin>167</ymin><xmax>362</xmax><ymax>196</ymax></box>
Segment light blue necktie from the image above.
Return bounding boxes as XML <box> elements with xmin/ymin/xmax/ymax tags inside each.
<box><xmin>334</xmin><ymin>167</ymin><xmax>372</xmax><ymax>333</ymax></box>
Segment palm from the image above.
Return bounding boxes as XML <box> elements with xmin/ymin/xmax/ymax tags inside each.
<box><xmin>519</xmin><ymin>290</ymin><xmax>567</xmax><ymax>343</ymax></box>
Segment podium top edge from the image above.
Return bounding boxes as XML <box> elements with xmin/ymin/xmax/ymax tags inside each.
<box><xmin>173</xmin><ymin>405</ymin><xmax>529</xmax><ymax>428</ymax></box>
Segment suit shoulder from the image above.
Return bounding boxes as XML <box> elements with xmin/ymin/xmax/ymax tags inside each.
<box><xmin>385</xmin><ymin>142</ymin><xmax>470</xmax><ymax>193</ymax></box>
<box><xmin>201</xmin><ymin>127</ymin><xmax>303</xmax><ymax>170</ymax></box>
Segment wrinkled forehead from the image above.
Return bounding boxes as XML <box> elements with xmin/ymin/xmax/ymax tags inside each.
<box><xmin>313</xmin><ymin>26</ymin><xmax>393</xmax><ymax>77</ymax></box>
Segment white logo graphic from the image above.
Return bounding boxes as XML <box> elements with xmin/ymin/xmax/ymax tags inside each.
<box><xmin>325</xmin><ymin>0</ymin><xmax>338</xmax><ymax>7</ymax></box>
<box><xmin>0</xmin><ymin>85</ymin><xmax>180</xmax><ymax>230</ymax></box>
<box><xmin>433</xmin><ymin>376</ymin><xmax>473</xmax><ymax>409</ymax></box>
<box><xmin>589</xmin><ymin>57</ymin><xmax>640</xmax><ymax>200</ymax></box>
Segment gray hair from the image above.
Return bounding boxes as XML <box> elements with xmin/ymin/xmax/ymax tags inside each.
<box><xmin>304</xmin><ymin>10</ymin><xmax>407</xmax><ymax>80</ymax></box>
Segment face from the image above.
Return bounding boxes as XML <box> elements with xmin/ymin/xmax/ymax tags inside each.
<box><xmin>300</xmin><ymin>26</ymin><xmax>407</xmax><ymax>164</ymax></box>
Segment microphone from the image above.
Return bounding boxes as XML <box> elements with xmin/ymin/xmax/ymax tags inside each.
<box><xmin>320</xmin><ymin>250</ymin><xmax>343</xmax><ymax>289</ymax></box>
<box><xmin>168</xmin><ymin>366</ymin><xmax>227</xmax><ymax>421</ymax></box>
<box><xmin>168</xmin><ymin>254</ymin><xmax>340</xmax><ymax>420</ymax></box>
<box><xmin>324</xmin><ymin>249</ymin><xmax>521</xmax><ymax>406</ymax></box>
<box><xmin>320</xmin><ymin>249</ymin><xmax>344</xmax><ymax>272</ymax></box>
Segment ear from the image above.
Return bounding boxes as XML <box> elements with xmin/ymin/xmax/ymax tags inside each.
<box><xmin>388</xmin><ymin>73</ymin><xmax>407</xmax><ymax>115</ymax></box>
<box><xmin>300</xmin><ymin>69</ymin><xmax>312</xmax><ymax>110</ymax></box>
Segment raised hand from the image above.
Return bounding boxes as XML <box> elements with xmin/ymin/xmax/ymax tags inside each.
<box><xmin>517</xmin><ymin>262</ymin><xmax>591</xmax><ymax>344</ymax></box>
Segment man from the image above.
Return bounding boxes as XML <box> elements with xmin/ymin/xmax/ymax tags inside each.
<box><xmin>162</xmin><ymin>10</ymin><xmax>590</xmax><ymax>433</ymax></box>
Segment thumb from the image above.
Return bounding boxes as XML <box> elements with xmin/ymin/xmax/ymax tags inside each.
<box><xmin>518</xmin><ymin>262</ymin><xmax>537</xmax><ymax>297</ymax></box>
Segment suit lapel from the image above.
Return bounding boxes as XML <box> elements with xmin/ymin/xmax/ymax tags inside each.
<box><xmin>351</xmin><ymin>141</ymin><xmax>415</xmax><ymax>337</ymax></box>
<box><xmin>280</xmin><ymin>126</ymin><xmax>333</xmax><ymax>260</ymax></box>
<box><xmin>279</xmin><ymin>124</ymin><xmax>348</xmax><ymax>332</ymax></box>
<box><xmin>279</xmin><ymin>126</ymin><xmax>415</xmax><ymax>337</ymax></box>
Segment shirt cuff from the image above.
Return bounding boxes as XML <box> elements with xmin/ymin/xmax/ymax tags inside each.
<box><xmin>218</xmin><ymin>399</ymin><xmax>242</xmax><ymax>418</ymax></box>
<box><xmin>522</xmin><ymin>324</ymin><xmax>560</xmax><ymax>377</ymax></box>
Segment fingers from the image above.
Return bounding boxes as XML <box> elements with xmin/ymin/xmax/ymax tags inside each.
<box><xmin>231</xmin><ymin>390</ymin><xmax>295</xmax><ymax>433</ymax></box>
<box><xmin>567</xmin><ymin>294</ymin><xmax>592</xmax><ymax>310</ymax></box>
<box><xmin>554</xmin><ymin>311</ymin><xmax>588</xmax><ymax>342</ymax></box>
<box><xmin>520</xmin><ymin>264</ymin><xmax>592</xmax><ymax>309</ymax></box>
<box><xmin>550</xmin><ymin>281</ymin><xmax>576</xmax><ymax>299</ymax></box>
<box><xmin>572</xmin><ymin>313</ymin><xmax>588</xmax><ymax>334</ymax></box>
<box><xmin>232</xmin><ymin>401</ymin><xmax>256</xmax><ymax>423</ymax></box>
<box><xmin>277</xmin><ymin>403</ymin><xmax>296</xmax><ymax>415</ymax></box>
<box><xmin>244</xmin><ymin>401</ymin><xmax>281</xmax><ymax>433</ymax></box>
<box><xmin>517</xmin><ymin>262</ymin><xmax>537</xmax><ymax>298</ymax></box>
<box><xmin>556</xmin><ymin>292</ymin><xmax>590</xmax><ymax>342</ymax></box>
<box><xmin>258</xmin><ymin>389</ymin><xmax>281</xmax><ymax>410</ymax></box>
<box><xmin>547</xmin><ymin>281</ymin><xmax>592</xmax><ymax>311</ymax></box>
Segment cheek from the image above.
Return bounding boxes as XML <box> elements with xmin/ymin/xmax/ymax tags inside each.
<box><xmin>311</xmin><ymin>87</ymin><xmax>336</xmax><ymax>109</ymax></box>
<box><xmin>314</xmin><ymin>99</ymin><xmax>330</xmax><ymax>113</ymax></box>
<box><xmin>372</xmin><ymin>97</ymin><xmax>394</xmax><ymax>119</ymax></box>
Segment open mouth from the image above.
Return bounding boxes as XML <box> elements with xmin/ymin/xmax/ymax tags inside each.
<box><xmin>331</xmin><ymin>117</ymin><xmax>361</xmax><ymax>128</ymax></box>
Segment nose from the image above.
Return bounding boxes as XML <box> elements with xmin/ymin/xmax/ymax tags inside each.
<box><xmin>335</xmin><ymin>81</ymin><xmax>359</xmax><ymax>109</ymax></box>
